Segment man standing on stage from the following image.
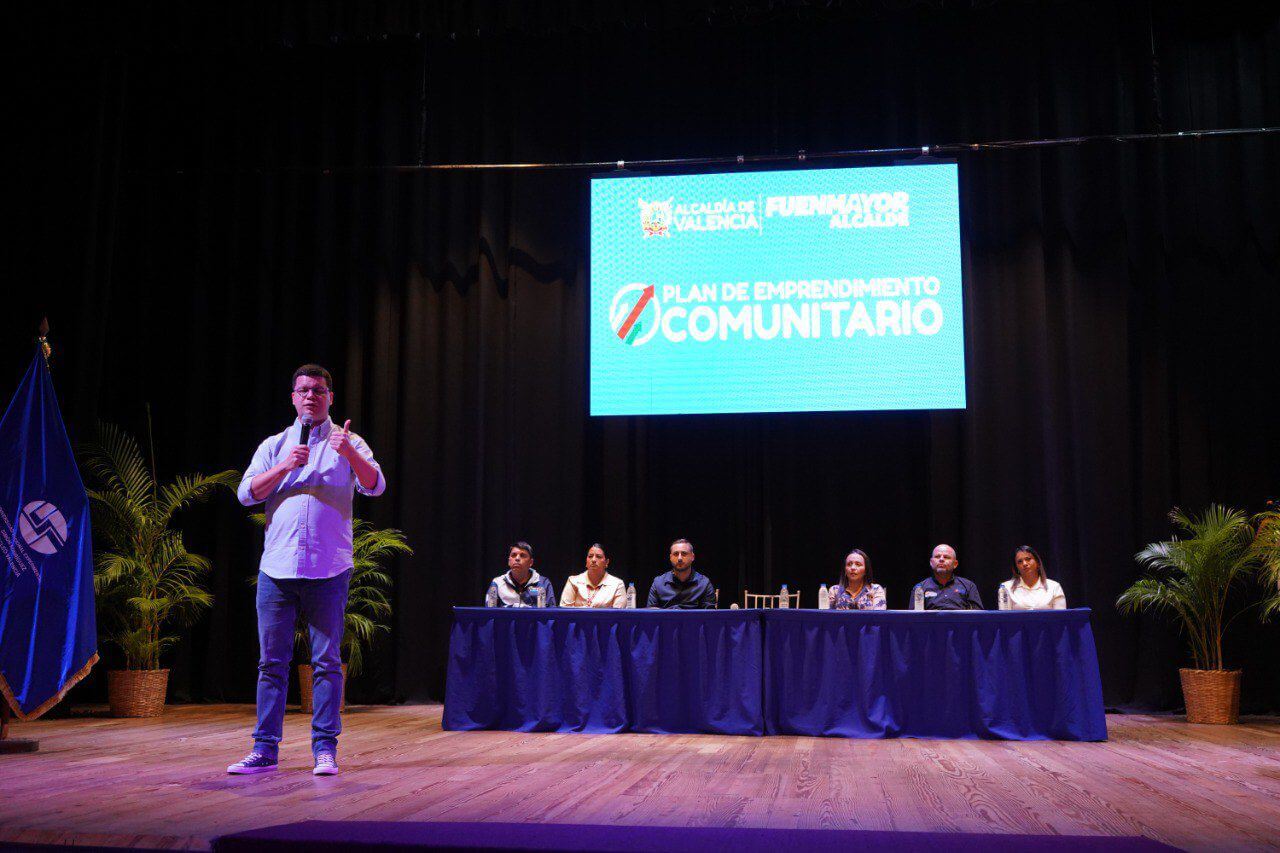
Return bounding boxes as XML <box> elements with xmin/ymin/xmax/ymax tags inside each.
<box><xmin>227</xmin><ymin>364</ymin><xmax>386</xmax><ymax>777</ymax></box>
<box><xmin>646</xmin><ymin>539</ymin><xmax>716</xmax><ymax>609</ymax></box>
<box><xmin>911</xmin><ymin>543</ymin><xmax>983</xmax><ymax>610</ymax></box>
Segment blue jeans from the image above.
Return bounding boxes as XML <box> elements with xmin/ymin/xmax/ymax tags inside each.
<box><xmin>253</xmin><ymin>569</ymin><xmax>350</xmax><ymax>759</ymax></box>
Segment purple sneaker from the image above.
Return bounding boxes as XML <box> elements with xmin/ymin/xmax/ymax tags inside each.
<box><xmin>227</xmin><ymin>751</ymin><xmax>278</xmax><ymax>775</ymax></box>
<box><xmin>313</xmin><ymin>752</ymin><xmax>339</xmax><ymax>776</ymax></box>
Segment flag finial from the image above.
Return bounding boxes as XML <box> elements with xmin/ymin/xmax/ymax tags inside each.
<box><xmin>37</xmin><ymin>317</ymin><xmax>51</xmax><ymax>361</ymax></box>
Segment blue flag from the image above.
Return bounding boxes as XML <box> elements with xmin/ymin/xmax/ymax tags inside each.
<box><xmin>0</xmin><ymin>347</ymin><xmax>97</xmax><ymax>719</ymax></box>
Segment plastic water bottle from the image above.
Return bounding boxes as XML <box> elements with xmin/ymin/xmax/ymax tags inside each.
<box><xmin>626</xmin><ymin>583</ymin><xmax>636</xmax><ymax>609</ymax></box>
<box><xmin>998</xmin><ymin>584</ymin><xmax>1011</xmax><ymax>611</ymax></box>
<box><xmin>912</xmin><ymin>585</ymin><xmax>925</xmax><ymax>611</ymax></box>
<box><xmin>818</xmin><ymin>584</ymin><xmax>829</xmax><ymax>610</ymax></box>
<box><xmin>536</xmin><ymin>585</ymin><xmax>547</xmax><ymax>608</ymax></box>
<box><xmin>714</xmin><ymin>588</ymin><xmax>720</xmax><ymax>608</ymax></box>
<box><xmin>485</xmin><ymin>585</ymin><xmax>498</xmax><ymax>608</ymax></box>
<box><xmin>779</xmin><ymin>584</ymin><xmax>790</xmax><ymax>609</ymax></box>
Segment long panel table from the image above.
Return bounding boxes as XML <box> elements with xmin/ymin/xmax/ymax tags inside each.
<box><xmin>443</xmin><ymin>606</ymin><xmax>764</xmax><ymax>735</ymax></box>
<box><xmin>443</xmin><ymin>607</ymin><xmax>1106</xmax><ymax>741</ymax></box>
<box><xmin>764</xmin><ymin>609</ymin><xmax>1107</xmax><ymax>740</ymax></box>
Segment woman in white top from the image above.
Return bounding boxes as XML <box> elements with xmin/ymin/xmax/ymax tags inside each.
<box><xmin>560</xmin><ymin>543</ymin><xmax>627</xmax><ymax>608</ymax></box>
<box><xmin>827</xmin><ymin>548</ymin><xmax>887</xmax><ymax>610</ymax></box>
<box><xmin>999</xmin><ymin>545</ymin><xmax>1067</xmax><ymax>610</ymax></box>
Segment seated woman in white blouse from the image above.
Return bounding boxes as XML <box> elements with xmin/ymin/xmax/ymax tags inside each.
<box><xmin>998</xmin><ymin>545</ymin><xmax>1067</xmax><ymax>610</ymax></box>
<box><xmin>560</xmin><ymin>543</ymin><xmax>627</xmax><ymax>608</ymax></box>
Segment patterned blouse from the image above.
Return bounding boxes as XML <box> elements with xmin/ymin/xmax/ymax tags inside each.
<box><xmin>831</xmin><ymin>583</ymin><xmax>887</xmax><ymax>611</ymax></box>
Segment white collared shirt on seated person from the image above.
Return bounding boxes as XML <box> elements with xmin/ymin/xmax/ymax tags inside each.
<box><xmin>561</xmin><ymin>571</ymin><xmax>627</xmax><ymax>608</ymax></box>
<box><xmin>1000</xmin><ymin>577</ymin><xmax>1067</xmax><ymax>610</ymax></box>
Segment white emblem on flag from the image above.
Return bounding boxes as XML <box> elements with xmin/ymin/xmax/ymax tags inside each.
<box><xmin>18</xmin><ymin>500</ymin><xmax>68</xmax><ymax>555</ymax></box>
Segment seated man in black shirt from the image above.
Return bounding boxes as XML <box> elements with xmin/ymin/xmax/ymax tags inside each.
<box><xmin>646</xmin><ymin>538</ymin><xmax>716</xmax><ymax>609</ymax></box>
<box><xmin>912</xmin><ymin>543</ymin><xmax>983</xmax><ymax>610</ymax></box>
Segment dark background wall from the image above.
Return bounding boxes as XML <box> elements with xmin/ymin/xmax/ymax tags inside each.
<box><xmin>4</xmin><ymin>0</ymin><xmax>1278</xmax><ymax>712</ymax></box>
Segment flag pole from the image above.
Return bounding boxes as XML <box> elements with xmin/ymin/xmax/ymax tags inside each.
<box><xmin>0</xmin><ymin>318</ymin><xmax>52</xmax><ymax>754</ymax></box>
<box><xmin>0</xmin><ymin>698</ymin><xmax>39</xmax><ymax>753</ymax></box>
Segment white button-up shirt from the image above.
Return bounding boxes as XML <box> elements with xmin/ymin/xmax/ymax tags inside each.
<box><xmin>238</xmin><ymin>417</ymin><xmax>385</xmax><ymax>580</ymax></box>
<box><xmin>1000</xmin><ymin>578</ymin><xmax>1067</xmax><ymax>610</ymax></box>
<box><xmin>560</xmin><ymin>571</ymin><xmax>627</xmax><ymax>608</ymax></box>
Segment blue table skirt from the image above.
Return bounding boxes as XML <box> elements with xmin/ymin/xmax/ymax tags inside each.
<box><xmin>444</xmin><ymin>607</ymin><xmax>764</xmax><ymax>736</ymax></box>
<box><xmin>443</xmin><ymin>607</ymin><xmax>1107</xmax><ymax>741</ymax></box>
<box><xmin>764</xmin><ymin>609</ymin><xmax>1107</xmax><ymax>741</ymax></box>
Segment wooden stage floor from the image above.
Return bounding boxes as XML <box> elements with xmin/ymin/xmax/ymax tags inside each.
<box><xmin>1</xmin><ymin>705</ymin><xmax>1277</xmax><ymax>851</ymax></box>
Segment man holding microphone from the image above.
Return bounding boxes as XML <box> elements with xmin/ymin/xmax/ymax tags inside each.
<box><xmin>227</xmin><ymin>364</ymin><xmax>386</xmax><ymax>776</ymax></box>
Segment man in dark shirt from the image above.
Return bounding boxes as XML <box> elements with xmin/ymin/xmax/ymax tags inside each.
<box><xmin>646</xmin><ymin>538</ymin><xmax>717</xmax><ymax>609</ymax></box>
<box><xmin>912</xmin><ymin>543</ymin><xmax>983</xmax><ymax>610</ymax></box>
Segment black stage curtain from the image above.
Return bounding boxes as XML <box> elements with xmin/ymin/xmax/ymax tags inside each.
<box><xmin>5</xmin><ymin>1</ymin><xmax>1279</xmax><ymax>712</ymax></box>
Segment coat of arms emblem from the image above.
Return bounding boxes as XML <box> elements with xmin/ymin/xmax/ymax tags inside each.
<box><xmin>639</xmin><ymin>198</ymin><xmax>673</xmax><ymax>238</ymax></box>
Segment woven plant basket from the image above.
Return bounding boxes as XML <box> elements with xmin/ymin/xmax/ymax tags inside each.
<box><xmin>297</xmin><ymin>663</ymin><xmax>347</xmax><ymax>713</ymax></box>
<box><xmin>1179</xmin><ymin>668</ymin><xmax>1241</xmax><ymax>724</ymax></box>
<box><xmin>107</xmin><ymin>669</ymin><xmax>170</xmax><ymax>718</ymax></box>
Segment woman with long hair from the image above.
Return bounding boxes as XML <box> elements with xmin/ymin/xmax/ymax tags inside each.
<box><xmin>829</xmin><ymin>548</ymin><xmax>886</xmax><ymax>610</ymax></box>
<box><xmin>998</xmin><ymin>545</ymin><xmax>1066</xmax><ymax>610</ymax></box>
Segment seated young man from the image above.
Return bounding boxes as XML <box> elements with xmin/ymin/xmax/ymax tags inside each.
<box><xmin>646</xmin><ymin>539</ymin><xmax>716</xmax><ymax>609</ymax></box>
<box><xmin>486</xmin><ymin>541</ymin><xmax>556</xmax><ymax>607</ymax></box>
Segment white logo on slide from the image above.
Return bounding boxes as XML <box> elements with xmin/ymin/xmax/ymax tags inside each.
<box><xmin>610</xmin><ymin>283</ymin><xmax>661</xmax><ymax>347</ymax></box>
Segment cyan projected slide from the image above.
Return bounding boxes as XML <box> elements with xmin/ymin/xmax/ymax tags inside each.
<box><xmin>589</xmin><ymin>163</ymin><xmax>966</xmax><ymax>416</ymax></box>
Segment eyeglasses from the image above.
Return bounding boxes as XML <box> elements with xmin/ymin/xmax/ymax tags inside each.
<box><xmin>292</xmin><ymin>387</ymin><xmax>331</xmax><ymax>398</ymax></box>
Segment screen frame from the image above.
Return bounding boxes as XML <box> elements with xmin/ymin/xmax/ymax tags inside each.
<box><xmin>586</xmin><ymin>158</ymin><xmax>969</xmax><ymax>419</ymax></box>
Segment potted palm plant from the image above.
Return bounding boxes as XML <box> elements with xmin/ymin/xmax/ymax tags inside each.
<box><xmin>250</xmin><ymin>515</ymin><xmax>410</xmax><ymax>710</ymax></box>
<box><xmin>81</xmin><ymin>419</ymin><xmax>239</xmax><ymax>717</ymax></box>
<box><xmin>1116</xmin><ymin>505</ymin><xmax>1262</xmax><ymax>724</ymax></box>
<box><xmin>1255</xmin><ymin>503</ymin><xmax>1280</xmax><ymax>618</ymax></box>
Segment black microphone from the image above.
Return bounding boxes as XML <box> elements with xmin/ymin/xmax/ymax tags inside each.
<box><xmin>299</xmin><ymin>416</ymin><xmax>313</xmax><ymax>445</ymax></box>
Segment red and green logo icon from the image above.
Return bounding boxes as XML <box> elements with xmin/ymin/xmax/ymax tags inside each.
<box><xmin>610</xmin><ymin>284</ymin><xmax>659</xmax><ymax>346</ymax></box>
